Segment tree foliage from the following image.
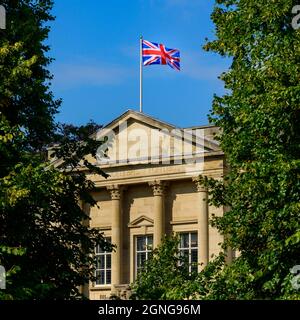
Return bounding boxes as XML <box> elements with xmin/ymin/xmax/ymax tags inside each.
<box><xmin>200</xmin><ymin>0</ymin><xmax>300</xmax><ymax>299</ymax></box>
<box><xmin>0</xmin><ymin>0</ymin><xmax>60</xmax><ymax>151</ymax></box>
<box><xmin>0</xmin><ymin>1</ymin><xmax>108</xmax><ymax>299</ymax></box>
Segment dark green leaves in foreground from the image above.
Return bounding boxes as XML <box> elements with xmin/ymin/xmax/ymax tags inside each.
<box><xmin>0</xmin><ymin>1</ymin><xmax>109</xmax><ymax>299</ymax></box>
<box><xmin>203</xmin><ymin>0</ymin><xmax>300</xmax><ymax>299</ymax></box>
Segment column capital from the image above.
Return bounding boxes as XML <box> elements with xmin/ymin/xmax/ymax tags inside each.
<box><xmin>107</xmin><ymin>185</ymin><xmax>123</xmax><ymax>200</ymax></box>
<box><xmin>192</xmin><ymin>177</ymin><xmax>208</xmax><ymax>193</ymax></box>
<box><xmin>148</xmin><ymin>180</ymin><xmax>168</xmax><ymax>196</ymax></box>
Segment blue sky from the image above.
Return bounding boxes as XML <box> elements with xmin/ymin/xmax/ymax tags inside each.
<box><xmin>49</xmin><ymin>0</ymin><xmax>230</xmax><ymax>128</ymax></box>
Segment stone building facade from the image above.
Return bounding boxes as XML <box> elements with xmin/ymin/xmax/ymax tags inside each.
<box><xmin>55</xmin><ymin>110</ymin><xmax>229</xmax><ymax>299</ymax></box>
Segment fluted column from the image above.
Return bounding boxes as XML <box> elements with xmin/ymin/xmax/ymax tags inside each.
<box><xmin>149</xmin><ymin>180</ymin><xmax>168</xmax><ymax>248</ymax></box>
<box><xmin>193</xmin><ymin>178</ymin><xmax>209</xmax><ymax>270</ymax></box>
<box><xmin>107</xmin><ymin>185</ymin><xmax>123</xmax><ymax>291</ymax></box>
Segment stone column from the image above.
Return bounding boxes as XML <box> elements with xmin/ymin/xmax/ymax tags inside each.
<box><xmin>107</xmin><ymin>185</ymin><xmax>123</xmax><ymax>291</ymax></box>
<box><xmin>149</xmin><ymin>180</ymin><xmax>167</xmax><ymax>248</ymax></box>
<box><xmin>193</xmin><ymin>178</ymin><xmax>209</xmax><ymax>270</ymax></box>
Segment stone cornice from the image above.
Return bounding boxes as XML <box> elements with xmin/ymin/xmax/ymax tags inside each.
<box><xmin>91</xmin><ymin>169</ymin><xmax>223</xmax><ymax>189</ymax></box>
<box><xmin>170</xmin><ymin>219</ymin><xmax>198</xmax><ymax>225</ymax></box>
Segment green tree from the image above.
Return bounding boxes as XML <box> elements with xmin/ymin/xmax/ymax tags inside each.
<box><xmin>0</xmin><ymin>1</ymin><xmax>109</xmax><ymax>299</ymax></box>
<box><xmin>199</xmin><ymin>0</ymin><xmax>300</xmax><ymax>299</ymax></box>
<box><xmin>0</xmin><ymin>0</ymin><xmax>60</xmax><ymax>152</ymax></box>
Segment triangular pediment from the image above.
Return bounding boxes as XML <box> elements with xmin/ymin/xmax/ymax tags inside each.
<box><xmin>91</xmin><ymin>110</ymin><xmax>220</xmax><ymax>166</ymax></box>
<box><xmin>50</xmin><ymin>110</ymin><xmax>221</xmax><ymax>169</ymax></box>
<box><xmin>92</xmin><ymin>110</ymin><xmax>177</xmax><ymax>136</ymax></box>
<box><xmin>128</xmin><ymin>215</ymin><xmax>154</xmax><ymax>228</ymax></box>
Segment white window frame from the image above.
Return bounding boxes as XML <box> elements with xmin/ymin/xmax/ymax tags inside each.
<box><xmin>135</xmin><ymin>234</ymin><xmax>153</xmax><ymax>277</ymax></box>
<box><xmin>95</xmin><ymin>237</ymin><xmax>112</xmax><ymax>286</ymax></box>
<box><xmin>178</xmin><ymin>232</ymin><xmax>198</xmax><ymax>274</ymax></box>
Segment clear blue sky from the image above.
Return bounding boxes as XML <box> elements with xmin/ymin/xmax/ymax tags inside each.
<box><xmin>49</xmin><ymin>0</ymin><xmax>230</xmax><ymax>128</ymax></box>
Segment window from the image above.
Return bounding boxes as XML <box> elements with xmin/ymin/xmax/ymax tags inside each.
<box><xmin>95</xmin><ymin>237</ymin><xmax>111</xmax><ymax>285</ymax></box>
<box><xmin>179</xmin><ymin>232</ymin><xmax>198</xmax><ymax>274</ymax></box>
<box><xmin>135</xmin><ymin>235</ymin><xmax>153</xmax><ymax>276</ymax></box>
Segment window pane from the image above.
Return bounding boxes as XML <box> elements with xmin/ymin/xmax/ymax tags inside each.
<box><xmin>191</xmin><ymin>233</ymin><xmax>198</xmax><ymax>247</ymax></box>
<box><xmin>100</xmin><ymin>270</ymin><xmax>105</xmax><ymax>284</ymax></box>
<box><xmin>180</xmin><ymin>249</ymin><xmax>189</xmax><ymax>259</ymax></box>
<box><xmin>191</xmin><ymin>249</ymin><xmax>198</xmax><ymax>263</ymax></box>
<box><xmin>136</xmin><ymin>235</ymin><xmax>153</xmax><ymax>277</ymax></box>
<box><xmin>95</xmin><ymin>256</ymin><xmax>100</xmax><ymax>269</ymax></box>
<box><xmin>95</xmin><ymin>270</ymin><xmax>100</xmax><ymax>285</ymax></box>
<box><xmin>95</xmin><ymin>270</ymin><xmax>105</xmax><ymax>285</ymax></box>
<box><xmin>98</xmin><ymin>246</ymin><xmax>104</xmax><ymax>254</ymax></box>
<box><xmin>98</xmin><ymin>243</ymin><xmax>106</xmax><ymax>254</ymax></box>
<box><xmin>137</xmin><ymin>236</ymin><xmax>146</xmax><ymax>251</ymax></box>
<box><xmin>137</xmin><ymin>252</ymin><xmax>146</xmax><ymax>268</ymax></box>
<box><xmin>97</xmin><ymin>256</ymin><xmax>105</xmax><ymax>269</ymax></box>
<box><xmin>106</xmin><ymin>254</ymin><xmax>111</xmax><ymax>269</ymax></box>
<box><xmin>106</xmin><ymin>270</ymin><xmax>111</xmax><ymax>284</ymax></box>
<box><xmin>147</xmin><ymin>236</ymin><xmax>153</xmax><ymax>248</ymax></box>
<box><xmin>180</xmin><ymin>233</ymin><xmax>189</xmax><ymax>248</ymax></box>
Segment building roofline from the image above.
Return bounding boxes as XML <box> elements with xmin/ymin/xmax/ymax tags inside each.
<box><xmin>101</xmin><ymin>109</ymin><xmax>217</xmax><ymax>131</ymax></box>
<box><xmin>100</xmin><ymin>109</ymin><xmax>179</xmax><ymax>131</ymax></box>
<box><xmin>184</xmin><ymin>124</ymin><xmax>218</xmax><ymax>130</ymax></box>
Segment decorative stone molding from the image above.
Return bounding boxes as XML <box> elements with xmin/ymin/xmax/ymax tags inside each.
<box><xmin>192</xmin><ymin>177</ymin><xmax>207</xmax><ymax>193</ymax></box>
<box><xmin>97</xmin><ymin>225</ymin><xmax>112</xmax><ymax>231</ymax></box>
<box><xmin>128</xmin><ymin>215</ymin><xmax>154</xmax><ymax>228</ymax></box>
<box><xmin>170</xmin><ymin>219</ymin><xmax>198</xmax><ymax>225</ymax></box>
<box><xmin>148</xmin><ymin>180</ymin><xmax>168</xmax><ymax>196</ymax></box>
<box><xmin>107</xmin><ymin>185</ymin><xmax>123</xmax><ymax>200</ymax></box>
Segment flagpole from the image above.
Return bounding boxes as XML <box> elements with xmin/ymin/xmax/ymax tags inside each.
<box><xmin>139</xmin><ymin>35</ymin><xmax>143</xmax><ymax>113</ymax></box>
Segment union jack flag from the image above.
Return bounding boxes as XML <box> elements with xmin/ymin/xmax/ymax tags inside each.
<box><xmin>142</xmin><ymin>40</ymin><xmax>180</xmax><ymax>71</ymax></box>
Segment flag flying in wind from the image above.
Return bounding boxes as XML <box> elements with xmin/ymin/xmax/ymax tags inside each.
<box><xmin>142</xmin><ymin>40</ymin><xmax>180</xmax><ymax>71</ymax></box>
